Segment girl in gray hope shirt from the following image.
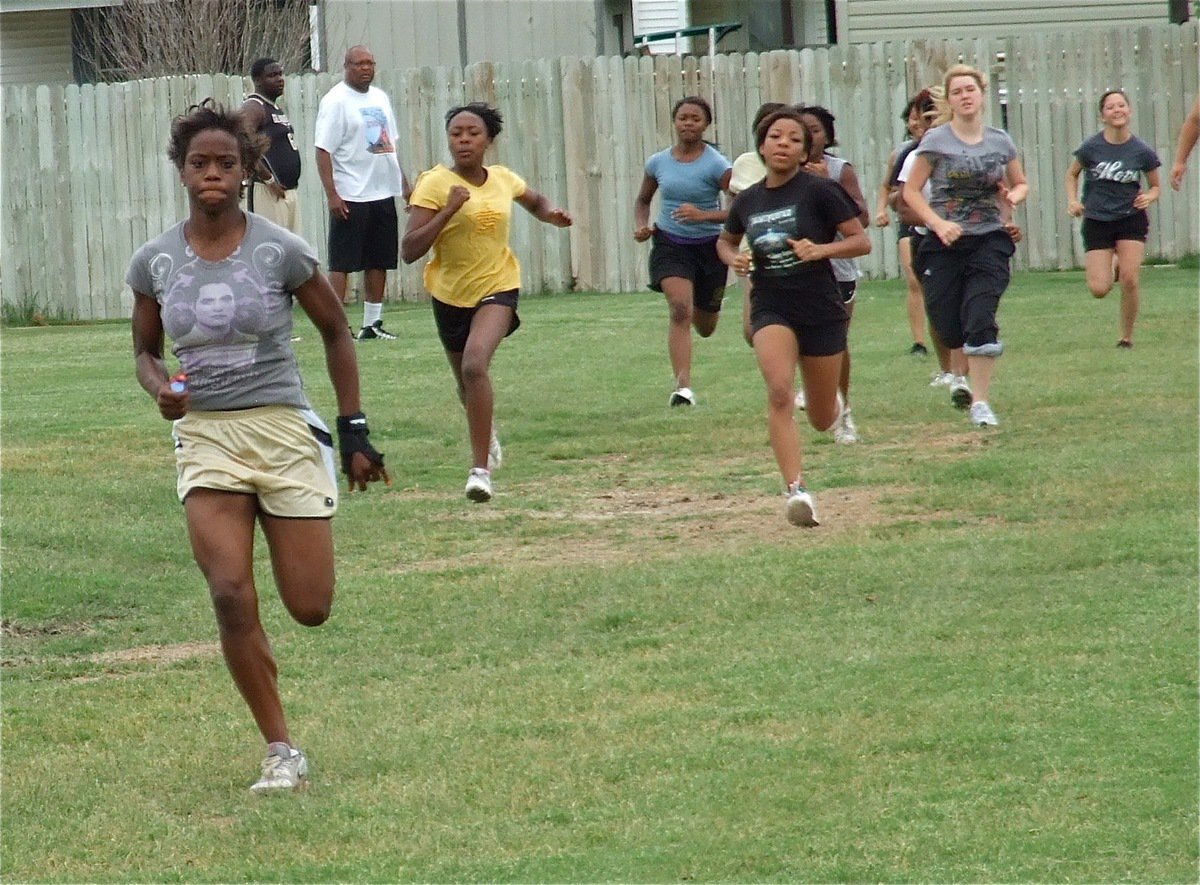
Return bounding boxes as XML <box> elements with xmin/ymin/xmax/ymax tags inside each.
<box><xmin>903</xmin><ymin>64</ymin><xmax>1029</xmax><ymax>428</ymax></box>
<box><xmin>1065</xmin><ymin>89</ymin><xmax>1161</xmax><ymax>349</ymax></box>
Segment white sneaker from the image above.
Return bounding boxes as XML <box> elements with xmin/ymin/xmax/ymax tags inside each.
<box><xmin>250</xmin><ymin>746</ymin><xmax>308</xmax><ymax>793</ymax></box>
<box><xmin>833</xmin><ymin>407</ymin><xmax>859</xmax><ymax>444</ymax></box>
<box><xmin>970</xmin><ymin>400</ymin><xmax>999</xmax><ymax>427</ymax></box>
<box><xmin>669</xmin><ymin>387</ymin><xmax>695</xmax><ymax>407</ymax></box>
<box><xmin>929</xmin><ymin>371</ymin><xmax>954</xmax><ymax>388</ymax></box>
<box><xmin>794</xmin><ymin>389</ymin><xmax>807</xmax><ymax>410</ymax></box>
<box><xmin>465</xmin><ymin>467</ymin><xmax>493</xmax><ymax>502</ymax></box>
<box><xmin>785</xmin><ymin>483</ymin><xmax>820</xmax><ymax>527</ymax></box>
<box><xmin>949</xmin><ymin>375</ymin><xmax>972</xmax><ymax>409</ymax></box>
<box><xmin>488</xmin><ymin>426</ymin><xmax>503</xmax><ymax>471</ymax></box>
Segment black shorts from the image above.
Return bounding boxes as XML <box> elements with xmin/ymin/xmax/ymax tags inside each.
<box><xmin>1081</xmin><ymin>211</ymin><xmax>1149</xmax><ymax>251</ymax></box>
<box><xmin>432</xmin><ymin>290</ymin><xmax>520</xmax><ymax>353</ymax></box>
<box><xmin>836</xmin><ymin>280</ymin><xmax>857</xmax><ymax>305</ymax></box>
<box><xmin>897</xmin><ymin>222</ymin><xmax>917</xmax><ymax>241</ymax></box>
<box><xmin>648</xmin><ymin>231</ymin><xmax>726</xmax><ymax>313</ymax></box>
<box><xmin>327</xmin><ymin>197</ymin><xmax>399</xmax><ymax>273</ymax></box>
<box><xmin>750</xmin><ymin>294</ymin><xmax>848</xmax><ymax>357</ymax></box>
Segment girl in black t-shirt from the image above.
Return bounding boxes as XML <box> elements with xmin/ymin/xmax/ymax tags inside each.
<box><xmin>717</xmin><ymin>108</ymin><xmax>870</xmax><ymax>527</ymax></box>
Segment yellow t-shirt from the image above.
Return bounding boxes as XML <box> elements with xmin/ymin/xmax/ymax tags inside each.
<box><xmin>410</xmin><ymin>163</ymin><xmax>528</xmax><ymax>307</ymax></box>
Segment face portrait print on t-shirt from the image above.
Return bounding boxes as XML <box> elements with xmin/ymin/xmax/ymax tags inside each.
<box><xmin>746</xmin><ymin>205</ymin><xmax>802</xmax><ymax>277</ymax></box>
<box><xmin>160</xmin><ymin>253</ymin><xmax>276</xmax><ymax>371</ymax></box>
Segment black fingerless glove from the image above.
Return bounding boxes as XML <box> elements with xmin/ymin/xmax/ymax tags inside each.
<box><xmin>336</xmin><ymin>412</ymin><xmax>385</xmax><ymax>478</ymax></box>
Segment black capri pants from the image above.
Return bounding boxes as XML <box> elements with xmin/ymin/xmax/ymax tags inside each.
<box><xmin>918</xmin><ymin>229</ymin><xmax>1015</xmax><ymax>350</ymax></box>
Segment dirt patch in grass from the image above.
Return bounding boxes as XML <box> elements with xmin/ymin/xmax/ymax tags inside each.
<box><xmin>68</xmin><ymin>641</ymin><xmax>221</xmax><ymax>682</ymax></box>
<box><xmin>405</xmin><ymin>483</ymin><xmax>903</xmax><ymax>573</ymax></box>
<box><xmin>0</xmin><ymin>618</ymin><xmax>95</xmax><ymax>638</ymax></box>
<box><xmin>83</xmin><ymin>640</ymin><xmax>220</xmax><ymax>667</ymax></box>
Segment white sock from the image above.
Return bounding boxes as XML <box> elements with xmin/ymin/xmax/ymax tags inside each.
<box><xmin>363</xmin><ymin>301</ymin><xmax>382</xmax><ymax>328</ymax></box>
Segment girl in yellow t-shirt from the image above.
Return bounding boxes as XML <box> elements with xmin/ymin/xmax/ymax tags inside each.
<box><xmin>402</xmin><ymin>102</ymin><xmax>571</xmax><ymax>503</ymax></box>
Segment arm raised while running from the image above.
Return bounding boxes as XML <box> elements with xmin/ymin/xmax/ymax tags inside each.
<box><xmin>293</xmin><ymin>268</ymin><xmax>389</xmax><ymax>490</ymax></box>
<box><xmin>400</xmin><ymin>185</ymin><xmax>470</xmax><ymax>264</ymax></box>
<box><xmin>996</xmin><ymin>157</ymin><xmax>1029</xmax><ymax>212</ymax></box>
<box><xmin>874</xmin><ymin>147</ymin><xmax>898</xmax><ymax>227</ymax></box>
<box><xmin>716</xmin><ymin>230</ymin><xmax>751</xmax><ymax>276</ymax></box>
<box><xmin>1171</xmin><ymin>96</ymin><xmax>1200</xmax><ymax>191</ymax></box>
<box><xmin>132</xmin><ymin>291</ymin><xmax>188</xmax><ymax>421</ymax></box>
<box><xmin>1065</xmin><ymin>158</ymin><xmax>1085</xmax><ymax>217</ymax></box>
<box><xmin>903</xmin><ymin>155</ymin><xmax>957</xmax><ymax>245</ymax></box>
<box><xmin>838</xmin><ymin>163</ymin><xmax>871</xmax><ymax>227</ymax></box>
<box><xmin>787</xmin><ymin>218</ymin><xmax>872</xmax><ymax>263</ymax></box>
<box><xmin>515</xmin><ymin>186</ymin><xmax>572</xmax><ymax>227</ymax></box>
<box><xmin>632</xmin><ymin>173</ymin><xmax>658</xmax><ymax>242</ymax></box>
<box><xmin>671</xmin><ymin>167</ymin><xmax>733</xmax><ymax>225</ymax></box>
<box><xmin>1132</xmin><ymin>167</ymin><xmax>1161</xmax><ymax>210</ymax></box>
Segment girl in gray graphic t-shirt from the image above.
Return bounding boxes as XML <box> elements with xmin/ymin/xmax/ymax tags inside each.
<box><xmin>1065</xmin><ymin>89</ymin><xmax>1162</xmax><ymax>349</ymax></box>
<box><xmin>128</xmin><ymin>99</ymin><xmax>388</xmax><ymax>794</ymax></box>
<box><xmin>902</xmin><ymin>64</ymin><xmax>1029</xmax><ymax>429</ymax></box>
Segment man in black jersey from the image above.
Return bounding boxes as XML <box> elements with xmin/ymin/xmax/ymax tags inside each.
<box><xmin>241</xmin><ymin>57</ymin><xmax>302</xmax><ymax>233</ymax></box>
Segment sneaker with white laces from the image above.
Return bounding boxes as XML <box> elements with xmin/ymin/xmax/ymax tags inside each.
<box><xmin>487</xmin><ymin>427</ymin><xmax>503</xmax><ymax>471</ymax></box>
<box><xmin>356</xmin><ymin>320</ymin><xmax>397</xmax><ymax>341</ymax></box>
<box><xmin>465</xmin><ymin>467</ymin><xmax>493</xmax><ymax>502</ymax></box>
<box><xmin>949</xmin><ymin>375</ymin><xmax>972</xmax><ymax>409</ymax></box>
<box><xmin>970</xmin><ymin>401</ymin><xmax>999</xmax><ymax>427</ymax></box>
<box><xmin>794</xmin><ymin>388</ymin><xmax>806</xmax><ymax>410</ymax></box>
<box><xmin>929</xmin><ymin>371</ymin><xmax>954</xmax><ymax>388</ymax></box>
<box><xmin>785</xmin><ymin>483</ymin><xmax>820</xmax><ymax>527</ymax></box>
<box><xmin>669</xmin><ymin>387</ymin><xmax>695</xmax><ymax>407</ymax></box>
<box><xmin>833</xmin><ymin>407</ymin><xmax>859</xmax><ymax>444</ymax></box>
<box><xmin>250</xmin><ymin>745</ymin><xmax>308</xmax><ymax>794</ymax></box>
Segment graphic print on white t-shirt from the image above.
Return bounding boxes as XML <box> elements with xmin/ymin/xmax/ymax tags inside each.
<box><xmin>360</xmin><ymin>106</ymin><xmax>395</xmax><ymax>154</ymax></box>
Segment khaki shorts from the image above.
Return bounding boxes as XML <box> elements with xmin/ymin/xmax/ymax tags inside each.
<box><xmin>172</xmin><ymin>405</ymin><xmax>338</xmax><ymax>518</ymax></box>
<box><xmin>244</xmin><ymin>185</ymin><xmax>301</xmax><ymax>233</ymax></box>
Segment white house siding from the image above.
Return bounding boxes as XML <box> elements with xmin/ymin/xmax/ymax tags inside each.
<box><xmin>632</xmin><ymin>0</ymin><xmax>690</xmax><ymax>53</ymax></box>
<box><xmin>0</xmin><ymin>10</ymin><xmax>73</xmax><ymax>85</ymax></box>
<box><xmin>323</xmin><ymin>0</ymin><xmax>610</xmax><ymax>69</ymax></box>
<box><xmin>838</xmin><ymin>0</ymin><xmax>1170</xmax><ymax>43</ymax></box>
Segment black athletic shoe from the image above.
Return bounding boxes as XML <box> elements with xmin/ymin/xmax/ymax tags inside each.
<box><xmin>357</xmin><ymin>320</ymin><xmax>397</xmax><ymax>341</ymax></box>
<box><xmin>908</xmin><ymin>342</ymin><xmax>929</xmax><ymax>356</ymax></box>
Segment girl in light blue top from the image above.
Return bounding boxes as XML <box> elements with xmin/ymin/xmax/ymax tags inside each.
<box><xmin>633</xmin><ymin>96</ymin><xmax>732</xmax><ymax>407</ymax></box>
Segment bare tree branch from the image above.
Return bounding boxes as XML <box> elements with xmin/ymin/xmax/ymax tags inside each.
<box><xmin>76</xmin><ymin>0</ymin><xmax>313</xmax><ymax>82</ymax></box>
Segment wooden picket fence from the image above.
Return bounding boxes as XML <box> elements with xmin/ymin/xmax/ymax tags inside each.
<box><xmin>2</xmin><ymin>22</ymin><xmax>1196</xmax><ymax>321</ymax></box>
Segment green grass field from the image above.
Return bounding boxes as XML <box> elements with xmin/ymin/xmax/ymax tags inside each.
<box><xmin>3</xmin><ymin>267</ymin><xmax>1197</xmax><ymax>882</ymax></box>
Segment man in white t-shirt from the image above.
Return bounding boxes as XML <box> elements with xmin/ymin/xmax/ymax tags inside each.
<box><xmin>315</xmin><ymin>44</ymin><xmax>411</xmax><ymax>340</ymax></box>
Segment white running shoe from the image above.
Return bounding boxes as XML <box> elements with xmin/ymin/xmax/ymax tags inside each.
<box><xmin>785</xmin><ymin>483</ymin><xmax>820</xmax><ymax>527</ymax></box>
<box><xmin>970</xmin><ymin>401</ymin><xmax>999</xmax><ymax>427</ymax></box>
<box><xmin>465</xmin><ymin>467</ymin><xmax>493</xmax><ymax>502</ymax></box>
<box><xmin>949</xmin><ymin>375</ymin><xmax>972</xmax><ymax>409</ymax></box>
<box><xmin>669</xmin><ymin>387</ymin><xmax>696</xmax><ymax>407</ymax></box>
<box><xmin>794</xmin><ymin>389</ymin><xmax>807</xmax><ymax>410</ymax></box>
<box><xmin>250</xmin><ymin>746</ymin><xmax>308</xmax><ymax>793</ymax></box>
<box><xmin>929</xmin><ymin>371</ymin><xmax>954</xmax><ymax>388</ymax></box>
<box><xmin>488</xmin><ymin>427</ymin><xmax>503</xmax><ymax>471</ymax></box>
<box><xmin>833</xmin><ymin>407</ymin><xmax>859</xmax><ymax>444</ymax></box>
